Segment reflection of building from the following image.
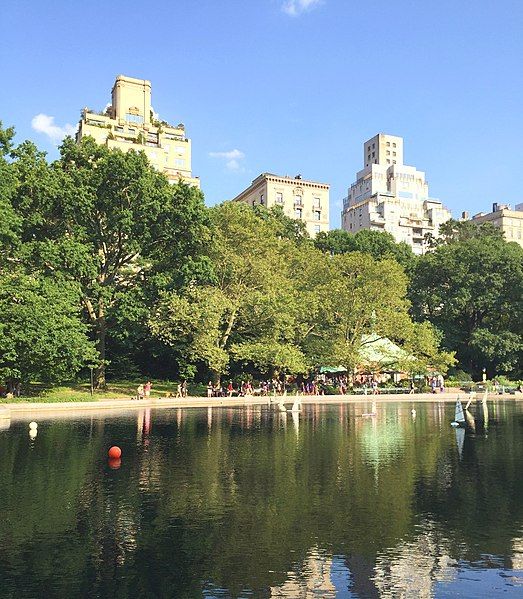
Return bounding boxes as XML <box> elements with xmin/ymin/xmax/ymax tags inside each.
<box><xmin>341</xmin><ymin>134</ymin><xmax>451</xmax><ymax>254</ymax></box>
<box><xmin>231</xmin><ymin>173</ymin><xmax>330</xmax><ymax>237</ymax></box>
<box><xmin>511</xmin><ymin>537</ymin><xmax>523</xmax><ymax>570</ymax></box>
<box><xmin>373</xmin><ymin>522</ymin><xmax>456</xmax><ymax>598</ymax></box>
<box><xmin>270</xmin><ymin>549</ymin><xmax>336</xmax><ymax>597</ymax></box>
<box><xmin>470</xmin><ymin>203</ymin><xmax>523</xmax><ymax>247</ymax></box>
<box><xmin>76</xmin><ymin>75</ymin><xmax>199</xmax><ymax>187</ymax></box>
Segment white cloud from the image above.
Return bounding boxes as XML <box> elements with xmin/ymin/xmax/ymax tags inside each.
<box><xmin>31</xmin><ymin>114</ymin><xmax>76</xmax><ymax>144</ymax></box>
<box><xmin>209</xmin><ymin>148</ymin><xmax>245</xmax><ymax>172</ymax></box>
<box><xmin>281</xmin><ymin>0</ymin><xmax>323</xmax><ymax>17</ymax></box>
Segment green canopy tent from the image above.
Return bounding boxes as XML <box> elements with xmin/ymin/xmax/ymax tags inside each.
<box><xmin>358</xmin><ymin>333</ymin><xmax>411</xmax><ymax>372</ymax></box>
<box><xmin>318</xmin><ymin>366</ymin><xmax>348</xmax><ymax>374</ymax></box>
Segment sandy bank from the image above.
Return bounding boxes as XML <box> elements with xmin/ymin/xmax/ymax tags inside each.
<box><xmin>1</xmin><ymin>391</ymin><xmax>521</xmax><ymax>422</ymax></box>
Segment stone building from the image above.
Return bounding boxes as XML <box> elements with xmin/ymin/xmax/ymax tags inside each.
<box><xmin>76</xmin><ymin>75</ymin><xmax>199</xmax><ymax>187</ymax></box>
<box><xmin>341</xmin><ymin>134</ymin><xmax>451</xmax><ymax>254</ymax></box>
<box><xmin>231</xmin><ymin>172</ymin><xmax>329</xmax><ymax>237</ymax></box>
<box><xmin>470</xmin><ymin>202</ymin><xmax>523</xmax><ymax>247</ymax></box>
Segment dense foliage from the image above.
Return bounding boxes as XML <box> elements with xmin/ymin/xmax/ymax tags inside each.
<box><xmin>1</xmin><ymin>123</ymin><xmax>521</xmax><ymax>391</ymax></box>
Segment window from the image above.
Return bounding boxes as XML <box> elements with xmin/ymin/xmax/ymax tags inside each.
<box><xmin>387</xmin><ymin>159</ymin><xmax>390</xmax><ymax>164</ymax></box>
<box><xmin>125</xmin><ymin>113</ymin><xmax>144</xmax><ymax>124</ymax></box>
<box><xmin>367</xmin><ymin>155</ymin><xmax>371</xmax><ymax>161</ymax></box>
<box><xmin>372</xmin><ymin>143</ymin><xmax>375</xmax><ymax>148</ymax></box>
<box><xmin>175</xmin><ymin>158</ymin><xmax>185</xmax><ymax>166</ymax></box>
<box><xmin>294</xmin><ymin>195</ymin><xmax>302</xmax><ymax>205</ymax></box>
<box><xmin>313</xmin><ymin>196</ymin><xmax>321</xmax><ymax>208</ymax></box>
<box><xmin>386</xmin><ymin>150</ymin><xmax>390</xmax><ymax>155</ymax></box>
<box><xmin>314</xmin><ymin>225</ymin><xmax>321</xmax><ymax>234</ymax></box>
<box><xmin>276</xmin><ymin>192</ymin><xmax>283</xmax><ymax>204</ymax></box>
<box><xmin>260</xmin><ymin>193</ymin><xmax>264</xmax><ymax>205</ymax></box>
<box><xmin>314</xmin><ymin>210</ymin><xmax>321</xmax><ymax>221</ymax></box>
<box><xmin>115</xmin><ymin>126</ymin><xmax>124</xmax><ymax>132</ymax></box>
<box><xmin>393</xmin><ymin>151</ymin><xmax>396</xmax><ymax>156</ymax></box>
<box><xmin>175</xmin><ymin>146</ymin><xmax>185</xmax><ymax>153</ymax></box>
<box><xmin>393</xmin><ymin>160</ymin><xmax>396</xmax><ymax>164</ymax></box>
<box><xmin>393</xmin><ymin>142</ymin><xmax>396</xmax><ymax>147</ymax></box>
<box><xmin>372</xmin><ymin>152</ymin><xmax>375</xmax><ymax>158</ymax></box>
<box><xmin>386</xmin><ymin>141</ymin><xmax>390</xmax><ymax>146</ymax></box>
<box><xmin>295</xmin><ymin>207</ymin><xmax>302</xmax><ymax>219</ymax></box>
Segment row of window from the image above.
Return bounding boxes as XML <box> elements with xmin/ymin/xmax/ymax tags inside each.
<box><xmin>366</xmin><ymin>140</ymin><xmax>397</xmax><ymax>152</ymax></box>
<box><xmin>271</xmin><ymin>192</ymin><xmax>322</xmax><ymax>208</ymax></box>
<box><xmin>125</xmin><ymin>113</ymin><xmax>144</xmax><ymax>124</ymax></box>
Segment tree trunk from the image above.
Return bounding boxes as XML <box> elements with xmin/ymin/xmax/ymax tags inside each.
<box><xmin>210</xmin><ymin>369</ymin><xmax>221</xmax><ymax>387</ymax></box>
<box><xmin>96</xmin><ymin>310</ymin><xmax>107</xmax><ymax>389</ymax></box>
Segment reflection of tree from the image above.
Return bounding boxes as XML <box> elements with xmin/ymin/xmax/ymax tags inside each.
<box><xmin>0</xmin><ymin>401</ymin><xmax>522</xmax><ymax>597</ymax></box>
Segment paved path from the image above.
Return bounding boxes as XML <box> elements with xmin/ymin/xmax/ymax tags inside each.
<box><xmin>2</xmin><ymin>391</ymin><xmax>520</xmax><ymax>422</ymax></box>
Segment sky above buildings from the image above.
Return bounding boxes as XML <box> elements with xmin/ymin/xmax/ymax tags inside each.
<box><xmin>2</xmin><ymin>0</ymin><xmax>522</xmax><ymax>227</ymax></box>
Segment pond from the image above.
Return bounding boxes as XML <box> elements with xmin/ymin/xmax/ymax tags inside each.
<box><xmin>1</xmin><ymin>400</ymin><xmax>522</xmax><ymax>598</ymax></box>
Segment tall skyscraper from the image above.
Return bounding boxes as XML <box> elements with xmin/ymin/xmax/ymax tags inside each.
<box><xmin>341</xmin><ymin>134</ymin><xmax>451</xmax><ymax>253</ymax></box>
<box><xmin>76</xmin><ymin>75</ymin><xmax>199</xmax><ymax>187</ymax></box>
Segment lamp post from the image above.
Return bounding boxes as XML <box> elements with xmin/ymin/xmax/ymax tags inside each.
<box><xmin>90</xmin><ymin>366</ymin><xmax>94</xmax><ymax>397</ymax></box>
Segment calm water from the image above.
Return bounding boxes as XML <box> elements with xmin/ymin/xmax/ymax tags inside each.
<box><xmin>1</xmin><ymin>401</ymin><xmax>522</xmax><ymax>598</ymax></box>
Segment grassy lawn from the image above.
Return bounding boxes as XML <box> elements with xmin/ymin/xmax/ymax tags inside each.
<box><xmin>1</xmin><ymin>380</ymin><xmax>207</xmax><ymax>403</ymax></box>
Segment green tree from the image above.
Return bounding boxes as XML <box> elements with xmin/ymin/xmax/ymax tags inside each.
<box><xmin>410</xmin><ymin>233</ymin><xmax>523</xmax><ymax>378</ymax></box>
<box><xmin>425</xmin><ymin>218</ymin><xmax>505</xmax><ymax>247</ymax></box>
<box><xmin>315</xmin><ymin>228</ymin><xmax>415</xmax><ymax>270</ymax></box>
<box><xmin>319</xmin><ymin>252</ymin><xmax>414</xmax><ymax>369</ymax></box>
<box><xmin>0</xmin><ymin>270</ymin><xmax>95</xmax><ymax>393</ymax></box>
<box><xmin>11</xmin><ymin>136</ymin><xmax>211</xmax><ymax>386</ymax></box>
<box><xmin>150</xmin><ymin>202</ymin><xmax>307</xmax><ymax>382</ymax></box>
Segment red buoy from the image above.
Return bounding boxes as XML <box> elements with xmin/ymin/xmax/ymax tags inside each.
<box><xmin>108</xmin><ymin>446</ymin><xmax>122</xmax><ymax>459</ymax></box>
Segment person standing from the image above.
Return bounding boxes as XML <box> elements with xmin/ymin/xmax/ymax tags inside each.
<box><xmin>207</xmin><ymin>381</ymin><xmax>213</xmax><ymax>398</ymax></box>
<box><xmin>137</xmin><ymin>383</ymin><xmax>144</xmax><ymax>400</ymax></box>
<box><xmin>144</xmin><ymin>381</ymin><xmax>152</xmax><ymax>398</ymax></box>
<box><xmin>182</xmin><ymin>380</ymin><xmax>188</xmax><ymax>398</ymax></box>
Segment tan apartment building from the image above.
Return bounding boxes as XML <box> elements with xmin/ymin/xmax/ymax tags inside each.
<box><xmin>341</xmin><ymin>134</ymin><xmax>452</xmax><ymax>254</ymax></box>
<box><xmin>232</xmin><ymin>173</ymin><xmax>329</xmax><ymax>237</ymax></box>
<box><xmin>76</xmin><ymin>75</ymin><xmax>199</xmax><ymax>187</ymax></box>
<box><xmin>470</xmin><ymin>203</ymin><xmax>523</xmax><ymax>247</ymax></box>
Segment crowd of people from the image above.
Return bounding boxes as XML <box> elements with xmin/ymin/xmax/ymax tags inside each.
<box><xmin>135</xmin><ymin>374</ymin><xmax>448</xmax><ymax>400</ymax></box>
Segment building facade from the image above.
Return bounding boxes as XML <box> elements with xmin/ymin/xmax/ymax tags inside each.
<box><xmin>231</xmin><ymin>173</ymin><xmax>329</xmax><ymax>237</ymax></box>
<box><xmin>470</xmin><ymin>203</ymin><xmax>523</xmax><ymax>247</ymax></box>
<box><xmin>341</xmin><ymin>134</ymin><xmax>451</xmax><ymax>254</ymax></box>
<box><xmin>76</xmin><ymin>75</ymin><xmax>199</xmax><ymax>187</ymax></box>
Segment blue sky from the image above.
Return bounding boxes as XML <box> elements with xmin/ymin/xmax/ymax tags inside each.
<box><xmin>2</xmin><ymin>0</ymin><xmax>522</xmax><ymax>227</ymax></box>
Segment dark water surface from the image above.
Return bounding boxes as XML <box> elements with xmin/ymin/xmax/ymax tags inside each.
<box><xmin>1</xmin><ymin>400</ymin><xmax>523</xmax><ymax>598</ymax></box>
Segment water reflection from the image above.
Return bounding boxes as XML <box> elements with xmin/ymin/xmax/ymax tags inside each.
<box><xmin>0</xmin><ymin>400</ymin><xmax>522</xmax><ymax>597</ymax></box>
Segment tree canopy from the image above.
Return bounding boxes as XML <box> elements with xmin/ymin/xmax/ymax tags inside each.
<box><xmin>410</xmin><ymin>230</ymin><xmax>523</xmax><ymax>378</ymax></box>
<box><xmin>2</xmin><ymin>122</ymin><xmax>519</xmax><ymax>391</ymax></box>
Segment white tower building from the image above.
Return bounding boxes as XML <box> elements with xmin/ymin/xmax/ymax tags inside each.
<box><xmin>341</xmin><ymin>134</ymin><xmax>451</xmax><ymax>254</ymax></box>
